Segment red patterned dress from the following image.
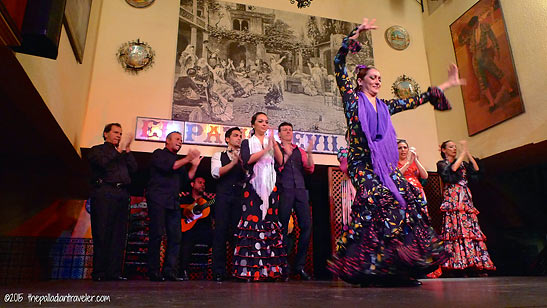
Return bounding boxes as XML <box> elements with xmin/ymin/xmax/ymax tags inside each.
<box><xmin>437</xmin><ymin>160</ymin><xmax>496</xmax><ymax>271</ymax></box>
<box><xmin>397</xmin><ymin>161</ymin><xmax>426</xmax><ymax>201</ymax></box>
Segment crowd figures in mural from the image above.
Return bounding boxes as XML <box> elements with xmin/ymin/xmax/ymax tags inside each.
<box><xmin>172</xmin><ymin>0</ymin><xmax>373</xmax><ymax>135</ymax></box>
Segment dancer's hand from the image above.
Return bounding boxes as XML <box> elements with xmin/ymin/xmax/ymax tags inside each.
<box><xmin>350</xmin><ymin>18</ymin><xmax>378</xmax><ymax>40</ymax></box>
<box><xmin>459</xmin><ymin>140</ymin><xmax>468</xmax><ymax>154</ymax></box>
<box><xmin>306</xmin><ymin>136</ymin><xmax>315</xmax><ymax>153</ymax></box>
<box><xmin>191</xmin><ymin>155</ymin><xmax>203</xmax><ymax>167</ymax></box>
<box><xmin>186</xmin><ymin>148</ymin><xmax>200</xmax><ymax>161</ymax></box>
<box><xmin>438</xmin><ymin>64</ymin><xmax>466</xmax><ymax>91</ymax></box>
<box><xmin>409</xmin><ymin>148</ymin><xmax>416</xmax><ymax>163</ymax></box>
<box><xmin>267</xmin><ymin>129</ymin><xmax>275</xmax><ymax>151</ymax></box>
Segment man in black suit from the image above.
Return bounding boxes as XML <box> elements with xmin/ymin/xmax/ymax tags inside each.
<box><xmin>88</xmin><ymin>123</ymin><xmax>137</xmax><ymax>281</ymax></box>
<box><xmin>147</xmin><ymin>131</ymin><xmax>201</xmax><ymax>281</ymax></box>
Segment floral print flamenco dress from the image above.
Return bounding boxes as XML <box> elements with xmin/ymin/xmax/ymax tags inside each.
<box><xmin>437</xmin><ymin>160</ymin><xmax>495</xmax><ymax>272</ymax></box>
<box><xmin>328</xmin><ymin>29</ymin><xmax>450</xmax><ymax>285</ymax></box>
<box><xmin>232</xmin><ymin>136</ymin><xmax>288</xmax><ymax>281</ymax></box>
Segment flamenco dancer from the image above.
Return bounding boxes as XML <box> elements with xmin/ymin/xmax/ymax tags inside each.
<box><xmin>438</xmin><ymin>140</ymin><xmax>496</xmax><ymax>276</ymax></box>
<box><xmin>232</xmin><ymin>112</ymin><xmax>288</xmax><ymax>281</ymax></box>
<box><xmin>328</xmin><ymin>18</ymin><xmax>465</xmax><ymax>286</ymax></box>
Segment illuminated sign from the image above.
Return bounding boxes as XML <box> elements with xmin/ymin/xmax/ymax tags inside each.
<box><xmin>135</xmin><ymin>117</ymin><xmax>345</xmax><ymax>154</ymax></box>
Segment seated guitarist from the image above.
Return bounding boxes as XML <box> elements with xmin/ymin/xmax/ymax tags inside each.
<box><xmin>178</xmin><ymin>176</ymin><xmax>213</xmax><ymax>280</ymax></box>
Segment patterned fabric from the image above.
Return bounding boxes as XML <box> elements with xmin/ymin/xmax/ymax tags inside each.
<box><xmin>438</xmin><ymin>160</ymin><xmax>496</xmax><ymax>271</ymax></box>
<box><xmin>398</xmin><ymin>161</ymin><xmax>426</xmax><ymax>198</ymax></box>
<box><xmin>328</xmin><ymin>29</ymin><xmax>449</xmax><ymax>285</ymax></box>
<box><xmin>232</xmin><ymin>139</ymin><xmax>288</xmax><ymax>281</ymax></box>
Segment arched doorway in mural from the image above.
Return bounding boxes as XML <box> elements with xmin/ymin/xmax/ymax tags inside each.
<box><xmin>227</xmin><ymin>42</ymin><xmax>247</xmax><ymax>68</ymax></box>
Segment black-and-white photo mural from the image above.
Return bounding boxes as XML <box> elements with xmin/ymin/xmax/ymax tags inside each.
<box><xmin>172</xmin><ymin>0</ymin><xmax>373</xmax><ymax>135</ymax></box>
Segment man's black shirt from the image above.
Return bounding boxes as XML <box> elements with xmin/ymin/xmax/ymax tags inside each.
<box><xmin>147</xmin><ymin>148</ymin><xmax>190</xmax><ymax>209</ymax></box>
<box><xmin>88</xmin><ymin>142</ymin><xmax>137</xmax><ymax>186</ymax></box>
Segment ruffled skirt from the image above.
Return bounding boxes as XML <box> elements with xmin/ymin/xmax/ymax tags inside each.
<box><xmin>329</xmin><ymin>166</ymin><xmax>448</xmax><ymax>284</ymax></box>
<box><xmin>440</xmin><ymin>184</ymin><xmax>495</xmax><ymax>270</ymax></box>
<box><xmin>232</xmin><ymin>184</ymin><xmax>288</xmax><ymax>281</ymax></box>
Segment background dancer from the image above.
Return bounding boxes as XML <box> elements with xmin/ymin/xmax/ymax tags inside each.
<box><xmin>438</xmin><ymin>140</ymin><xmax>496</xmax><ymax>276</ymax></box>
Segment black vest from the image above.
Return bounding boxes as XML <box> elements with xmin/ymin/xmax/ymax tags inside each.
<box><xmin>279</xmin><ymin>146</ymin><xmax>306</xmax><ymax>189</ymax></box>
<box><xmin>216</xmin><ymin>152</ymin><xmax>245</xmax><ymax>195</ymax></box>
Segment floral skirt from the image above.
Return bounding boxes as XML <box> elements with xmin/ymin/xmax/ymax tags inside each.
<box><xmin>328</xmin><ymin>166</ymin><xmax>448</xmax><ymax>284</ymax></box>
<box><xmin>440</xmin><ymin>184</ymin><xmax>496</xmax><ymax>271</ymax></box>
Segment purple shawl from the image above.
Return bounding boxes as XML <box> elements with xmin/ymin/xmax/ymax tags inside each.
<box><xmin>357</xmin><ymin>92</ymin><xmax>407</xmax><ymax>208</ymax></box>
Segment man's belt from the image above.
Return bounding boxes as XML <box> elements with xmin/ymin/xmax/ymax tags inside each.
<box><xmin>96</xmin><ymin>179</ymin><xmax>127</xmax><ymax>189</ymax></box>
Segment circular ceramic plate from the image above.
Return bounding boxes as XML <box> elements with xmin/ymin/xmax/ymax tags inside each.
<box><xmin>385</xmin><ymin>25</ymin><xmax>410</xmax><ymax>51</ymax></box>
<box><xmin>125</xmin><ymin>0</ymin><xmax>155</xmax><ymax>8</ymax></box>
<box><xmin>117</xmin><ymin>40</ymin><xmax>155</xmax><ymax>73</ymax></box>
<box><xmin>391</xmin><ymin>75</ymin><xmax>420</xmax><ymax>99</ymax></box>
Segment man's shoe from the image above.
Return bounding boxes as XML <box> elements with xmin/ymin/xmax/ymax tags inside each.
<box><xmin>180</xmin><ymin>270</ymin><xmax>190</xmax><ymax>281</ymax></box>
<box><xmin>213</xmin><ymin>273</ymin><xmax>224</xmax><ymax>282</ymax></box>
<box><xmin>92</xmin><ymin>276</ymin><xmax>105</xmax><ymax>282</ymax></box>
<box><xmin>149</xmin><ymin>273</ymin><xmax>165</xmax><ymax>282</ymax></box>
<box><xmin>379</xmin><ymin>277</ymin><xmax>422</xmax><ymax>287</ymax></box>
<box><xmin>107</xmin><ymin>276</ymin><xmax>128</xmax><ymax>281</ymax></box>
<box><xmin>296</xmin><ymin>269</ymin><xmax>312</xmax><ymax>281</ymax></box>
<box><xmin>164</xmin><ymin>273</ymin><xmax>184</xmax><ymax>281</ymax></box>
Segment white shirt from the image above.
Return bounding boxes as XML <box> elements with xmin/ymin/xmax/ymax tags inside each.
<box><xmin>210</xmin><ymin>150</ymin><xmax>225</xmax><ymax>179</ymax></box>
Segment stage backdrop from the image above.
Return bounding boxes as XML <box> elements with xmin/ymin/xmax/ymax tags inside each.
<box><xmin>172</xmin><ymin>0</ymin><xmax>373</xmax><ymax>137</ymax></box>
<box><xmin>450</xmin><ymin>0</ymin><xmax>524</xmax><ymax>136</ymax></box>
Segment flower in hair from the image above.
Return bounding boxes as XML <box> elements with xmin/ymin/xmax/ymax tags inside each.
<box><xmin>354</xmin><ymin>64</ymin><xmax>368</xmax><ymax>74</ymax></box>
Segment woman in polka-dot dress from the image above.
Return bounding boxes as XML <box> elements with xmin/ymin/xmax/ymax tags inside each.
<box><xmin>232</xmin><ymin>112</ymin><xmax>288</xmax><ymax>281</ymax></box>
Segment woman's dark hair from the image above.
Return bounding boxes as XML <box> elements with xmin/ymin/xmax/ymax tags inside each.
<box><xmin>397</xmin><ymin>139</ymin><xmax>408</xmax><ymax>146</ymax></box>
<box><xmin>251</xmin><ymin>112</ymin><xmax>267</xmax><ymax>125</ymax></box>
<box><xmin>355</xmin><ymin>66</ymin><xmax>377</xmax><ymax>91</ymax></box>
<box><xmin>440</xmin><ymin>140</ymin><xmax>453</xmax><ymax>159</ymax></box>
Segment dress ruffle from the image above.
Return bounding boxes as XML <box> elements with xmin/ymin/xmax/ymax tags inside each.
<box><xmin>233</xmin><ymin>219</ymin><xmax>287</xmax><ymax>280</ymax></box>
<box><xmin>441</xmin><ymin>183</ymin><xmax>496</xmax><ymax>271</ymax></box>
<box><xmin>328</xmin><ymin>172</ymin><xmax>449</xmax><ymax>284</ymax></box>
<box><xmin>232</xmin><ymin>182</ymin><xmax>288</xmax><ymax>281</ymax></box>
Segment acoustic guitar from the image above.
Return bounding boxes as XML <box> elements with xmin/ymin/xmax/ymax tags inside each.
<box><xmin>180</xmin><ymin>197</ymin><xmax>215</xmax><ymax>232</ymax></box>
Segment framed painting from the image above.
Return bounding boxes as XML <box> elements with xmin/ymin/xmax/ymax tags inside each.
<box><xmin>64</xmin><ymin>0</ymin><xmax>92</xmax><ymax>63</ymax></box>
<box><xmin>450</xmin><ymin>0</ymin><xmax>524</xmax><ymax>135</ymax></box>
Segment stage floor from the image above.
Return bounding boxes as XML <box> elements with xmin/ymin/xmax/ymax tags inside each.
<box><xmin>2</xmin><ymin>277</ymin><xmax>547</xmax><ymax>307</ymax></box>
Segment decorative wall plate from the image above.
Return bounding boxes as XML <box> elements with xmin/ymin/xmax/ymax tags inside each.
<box><xmin>391</xmin><ymin>75</ymin><xmax>420</xmax><ymax>99</ymax></box>
<box><xmin>125</xmin><ymin>0</ymin><xmax>155</xmax><ymax>8</ymax></box>
<box><xmin>385</xmin><ymin>25</ymin><xmax>410</xmax><ymax>50</ymax></box>
<box><xmin>117</xmin><ymin>39</ymin><xmax>155</xmax><ymax>73</ymax></box>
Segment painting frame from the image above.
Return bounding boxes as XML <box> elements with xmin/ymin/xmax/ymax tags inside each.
<box><xmin>450</xmin><ymin>0</ymin><xmax>524</xmax><ymax>136</ymax></box>
<box><xmin>64</xmin><ymin>0</ymin><xmax>92</xmax><ymax>64</ymax></box>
